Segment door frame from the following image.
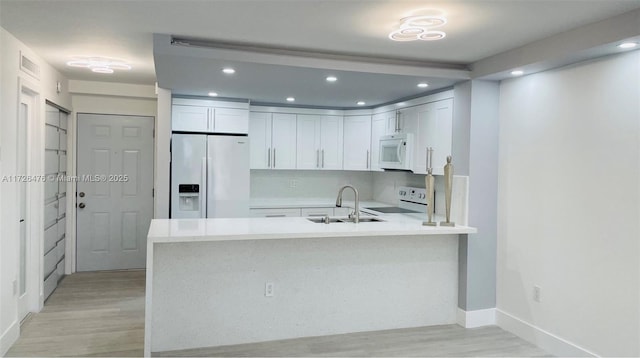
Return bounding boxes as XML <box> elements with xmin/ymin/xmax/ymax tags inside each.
<box><xmin>73</xmin><ymin>113</ymin><xmax>156</xmax><ymax>272</ymax></box>
<box><xmin>17</xmin><ymin>76</ymin><xmax>44</xmax><ymax>314</ymax></box>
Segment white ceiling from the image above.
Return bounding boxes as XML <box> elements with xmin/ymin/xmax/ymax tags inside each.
<box><xmin>1</xmin><ymin>0</ymin><xmax>639</xmax><ymax>105</ymax></box>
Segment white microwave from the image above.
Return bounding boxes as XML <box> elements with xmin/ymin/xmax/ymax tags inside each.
<box><xmin>379</xmin><ymin>133</ymin><xmax>414</xmax><ymax>171</ymax></box>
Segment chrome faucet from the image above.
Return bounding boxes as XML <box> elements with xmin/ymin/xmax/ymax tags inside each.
<box><xmin>336</xmin><ymin>185</ymin><xmax>359</xmax><ymax>223</ymax></box>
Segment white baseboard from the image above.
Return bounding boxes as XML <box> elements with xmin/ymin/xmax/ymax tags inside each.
<box><xmin>496</xmin><ymin>309</ymin><xmax>597</xmax><ymax>357</ymax></box>
<box><xmin>456</xmin><ymin>307</ymin><xmax>496</xmax><ymax>328</ymax></box>
<box><xmin>0</xmin><ymin>319</ymin><xmax>19</xmax><ymax>356</ymax></box>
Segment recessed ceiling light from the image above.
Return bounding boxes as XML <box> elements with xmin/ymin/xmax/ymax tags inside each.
<box><xmin>417</xmin><ymin>82</ymin><xmax>429</xmax><ymax>88</ymax></box>
<box><xmin>208</xmin><ymin>92</ymin><xmax>218</xmax><ymax>97</ymax></box>
<box><xmin>286</xmin><ymin>97</ymin><xmax>295</xmax><ymax>102</ymax></box>
<box><xmin>326</xmin><ymin>76</ymin><xmax>338</xmax><ymax>82</ymax></box>
<box><xmin>222</xmin><ymin>68</ymin><xmax>236</xmax><ymax>74</ymax></box>
<box><xmin>511</xmin><ymin>70</ymin><xmax>524</xmax><ymax>76</ymax></box>
<box><xmin>356</xmin><ymin>101</ymin><xmax>366</xmax><ymax>106</ymax></box>
<box><xmin>618</xmin><ymin>42</ymin><xmax>638</xmax><ymax>49</ymax></box>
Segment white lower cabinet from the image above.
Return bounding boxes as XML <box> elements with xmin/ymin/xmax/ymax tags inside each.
<box><xmin>249</xmin><ymin>208</ymin><xmax>301</xmax><ymax>218</ymax></box>
<box><xmin>43</xmin><ymin>270</ymin><xmax>58</xmax><ymax>300</ymax></box>
<box><xmin>300</xmin><ymin>207</ymin><xmax>334</xmax><ymax>217</ymax></box>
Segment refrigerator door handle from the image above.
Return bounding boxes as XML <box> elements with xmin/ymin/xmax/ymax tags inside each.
<box><xmin>201</xmin><ymin>157</ymin><xmax>207</xmax><ymax>217</ymax></box>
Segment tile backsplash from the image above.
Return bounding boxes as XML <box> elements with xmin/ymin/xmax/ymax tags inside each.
<box><xmin>250</xmin><ymin>170</ymin><xmax>374</xmax><ymax>200</ymax></box>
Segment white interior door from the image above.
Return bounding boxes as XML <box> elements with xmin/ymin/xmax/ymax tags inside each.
<box><xmin>76</xmin><ymin>114</ymin><xmax>154</xmax><ymax>271</ymax></box>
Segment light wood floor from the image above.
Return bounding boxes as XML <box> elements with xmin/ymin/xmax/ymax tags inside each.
<box><xmin>7</xmin><ymin>270</ymin><xmax>550</xmax><ymax>357</ymax></box>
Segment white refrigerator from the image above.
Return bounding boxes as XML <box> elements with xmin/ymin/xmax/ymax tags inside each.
<box><xmin>171</xmin><ymin>134</ymin><xmax>250</xmax><ymax>218</ymax></box>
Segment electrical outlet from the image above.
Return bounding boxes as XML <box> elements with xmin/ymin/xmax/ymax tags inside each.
<box><xmin>288</xmin><ymin>179</ymin><xmax>298</xmax><ymax>188</ymax></box>
<box><xmin>533</xmin><ymin>285</ymin><xmax>541</xmax><ymax>302</ymax></box>
<box><xmin>265</xmin><ymin>282</ymin><xmax>274</xmax><ymax>297</ymax></box>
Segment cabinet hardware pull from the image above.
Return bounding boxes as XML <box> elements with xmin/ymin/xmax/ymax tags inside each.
<box><xmin>265</xmin><ymin>214</ymin><xmax>286</xmax><ymax>217</ymax></box>
<box><xmin>267</xmin><ymin>148</ymin><xmax>271</xmax><ymax>168</ymax></box>
<box><xmin>316</xmin><ymin>149</ymin><xmax>320</xmax><ymax>168</ymax></box>
<box><xmin>273</xmin><ymin>148</ymin><xmax>276</xmax><ymax>168</ymax></box>
<box><xmin>366</xmin><ymin>150</ymin><xmax>370</xmax><ymax>169</ymax></box>
<box><xmin>322</xmin><ymin>149</ymin><xmax>325</xmax><ymax>168</ymax></box>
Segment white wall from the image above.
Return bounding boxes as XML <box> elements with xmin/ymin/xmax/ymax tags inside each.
<box><xmin>0</xmin><ymin>27</ymin><xmax>71</xmax><ymax>355</ymax></box>
<box><xmin>497</xmin><ymin>51</ymin><xmax>640</xmax><ymax>356</ymax></box>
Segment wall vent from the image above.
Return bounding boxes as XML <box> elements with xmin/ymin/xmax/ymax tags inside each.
<box><xmin>20</xmin><ymin>51</ymin><xmax>40</xmax><ymax>80</ymax></box>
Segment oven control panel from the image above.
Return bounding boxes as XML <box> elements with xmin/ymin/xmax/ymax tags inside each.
<box><xmin>398</xmin><ymin>186</ymin><xmax>428</xmax><ymax>205</ymax></box>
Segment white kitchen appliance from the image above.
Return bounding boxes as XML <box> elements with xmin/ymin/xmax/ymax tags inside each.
<box><xmin>365</xmin><ymin>186</ymin><xmax>428</xmax><ymax>214</ymax></box>
<box><xmin>379</xmin><ymin>133</ymin><xmax>414</xmax><ymax>171</ymax></box>
<box><xmin>171</xmin><ymin>134</ymin><xmax>249</xmax><ymax>218</ymax></box>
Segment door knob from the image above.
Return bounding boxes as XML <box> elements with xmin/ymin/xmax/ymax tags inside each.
<box><xmin>78</xmin><ymin>203</ymin><xmax>86</xmax><ymax>209</ymax></box>
<box><xmin>79</xmin><ymin>192</ymin><xmax>85</xmax><ymax>197</ymax></box>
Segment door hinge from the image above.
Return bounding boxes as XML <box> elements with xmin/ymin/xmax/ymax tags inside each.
<box><xmin>152</xmin><ymin>188</ymin><xmax>155</xmax><ymax>197</ymax></box>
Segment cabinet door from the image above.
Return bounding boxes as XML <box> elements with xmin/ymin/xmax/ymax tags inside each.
<box><xmin>319</xmin><ymin>116</ymin><xmax>343</xmax><ymax>170</ymax></box>
<box><xmin>249</xmin><ymin>112</ymin><xmax>272</xmax><ymax>169</ymax></box>
<box><xmin>213</xmin><ymin>108</ymin><xmax>249</xmax><ymax>134</ymax></box>
<box><xmin>399</xmin><ymin>106</ymin><xmax>418</xmax><ymax>135</ymax></box>
<box><xmin>249</xmin><ymin>208</ymin><xmax>301</xmax><ymax>218</ymax></box>
<box><xmin>370</xmin><ymin>113</ymin><xmax>387</xmax><ymax>171</ymax></box>
<box><xmin>296</xmin><ymin>114</ymin><xmax>321</xmax><ymax>169</ymax></box>
<box><xmin>301</xmin><ymin>207</ymin><xmax>334</xmax><ymax>217</ymax></box>
<box><xmin>45</xmin><ymin>125</ymin><xmax>59</xmax><ymax>150</ymax></box>
<box><xmin>415</xmin><ymin>99</ymin><xmax>453</xmax><ymax>175</ymax></box>
<box><xmin>385</xmin><ymin>111</ymin><xmax>398</xmax><ymax>134</ymax></box>
<box><xmin>271</xmin><ymin>113</ymin><xmax>297</xmax><ymax>169</ymax></box>
<box><xmin>343</xmin><ymin>116</ymin><xmax>371</xmax><ymax>171</ymax></box>
<box><xmin>172</xmin><ymin>105</ymin><xmax>209</xmax><ymax>132</ymax></box>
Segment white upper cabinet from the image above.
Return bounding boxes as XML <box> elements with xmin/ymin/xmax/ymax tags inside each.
<box><xmin>172</xmin><ymin>103</ymin><xmax>249</xmax><ymax>134</ymax></box>
<box><xmin>249</xmin><ymin>112</ymin><xmax>297</xmax><ymax>169</ymax></box>
<box><xmin>249</xmin><ymin>112</ymin><xmax>272</xmax><ymax>169</ymax></box>
<box><xmin>370</xmin><ymin>113</ymin><xmax>387</xmax><ymax>172</ymax></box>
<box><xmin>212</xmin><ymin>108</ymin><xmax>249</xmax><ymax>134</ymax></box>
<box><xmin>296</xmin><ymin>115</ymin><xmax>343</xmax><ymax>170</ymax></box>
<box><xmin>271</xmin><ymin>113</ymin><xmax>297</xmax><ymax>169</ymax></box>
<box><xmin>414</xmin><ymin>98</ymin><xmax>454</xmax><ymax>175</ymax></box>
<box><xmin>172</xmin><ymin>105</ymin><xmax>209</xmax><ymax>132</ymax></box>
<box><xmin>343</xmin><ymin>115</ymin><xmax>372</xmax><ymax>171</ymax></box>
<box><xmin>319</xmin><ymin>115</ymin><xmax>343</xmax><ymax>170</ymax></box>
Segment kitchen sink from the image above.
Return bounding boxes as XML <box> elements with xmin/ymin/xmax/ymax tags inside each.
<box><xmin>307</xmin><ymin>217</ymin><xmax>385</xmax><ymax>224</ymax></box>
<box><xmin>307</xmin><ymin>217</ymin><xmax>344</xmax><ymax>224</ymax></box>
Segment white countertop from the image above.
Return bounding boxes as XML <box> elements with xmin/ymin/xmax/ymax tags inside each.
<box><xmin>148</xmin><ymin>212</ymin><xmax>477</xmax><ymax>244</ymax></box>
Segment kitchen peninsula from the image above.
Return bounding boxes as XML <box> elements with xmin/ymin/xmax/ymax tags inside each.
<box><xmin>144</xmin><ymin>213</ymin><xmax>476</xmax><ymax>356</ymax></box>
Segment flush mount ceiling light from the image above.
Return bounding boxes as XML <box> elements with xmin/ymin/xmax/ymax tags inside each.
<box><xmin>66</xmin><ymin>57</ymin><xmax>131</xmax><ymax>74</ymax></box>
<box><xmin>208</xmin><ymin>92</ymin><xmax>218</xmax><ymax>97</ymax></box>
<box><xmin>618</xmin><ymin>42</ymin><xmax>638</xmax><ymax>49</ymax></box>
<box><xmin>222</xmin><ymin>68</ymin><xmax>236</xmax><ymax>74</ymax></box>
<box><xmin>356</xmin><ymin>101</ymin><xmax>366</xmax><ymax>106</ymax></box>
<box><xmin>326</xmin><ymin>76</ymin><xmax>338</xmax><ymax>82</ymax></box>
<box><xmin>511</xmin><ymin>70</ymin><xmax>524</xmax><ymax>76</ymax></box>
<box><xmin>417</xmin><ymin>82</ymin><xmax>429</xmax><ymax>88</ymax></box>
<box><xmin>286</xmin><ymin>97</ymin><xmax>295</xmax><ymax>102</ymax></box>
<box><xmin>389</xmin><ymin>15</ymin><xmax>447</xmax><ymax>42</ymax></box>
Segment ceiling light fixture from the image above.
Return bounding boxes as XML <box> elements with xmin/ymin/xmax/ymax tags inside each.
<box><xmin>208</xmin><ymin>92</ymin><xmax>218</xmax><ymax>97</ymax></box>
<box><xmin>618</xmin><ymin>42</ymin><xmax>638</xmax><ymax>49</ymax></box>
<box><xmin>286</xmin><ymin>97</ymin><xmax>295</xmax><ymax>102</ymax></box>
<box><xmin>417</xmin><ymin>82</ymin><xmax>429</xmax><ymax>88</ymax></box>
<box><xmin>222</xmin><ymin>68</ymin><xmax>236</xmax><ymax>74</ymax></box>
<box><xmin>357</xmin><ymin>101</ymin><xmax>366</xmax><ymax>106</ymax></box>
<box><xmin>326</xmin><ymin>76</ymin><xmax>338</xmax><ymax>82</ymax></box>
<box><xmin>511</xmin><ymin>70</ymin><xmax>524</xmax><ymax>76</ymax></box>
<box><xmin>66</xmin><ymin>57</ymin><xmax>131</xmax><ymax>74</ymax></box>
<box><xmin>389</xmin><ymin>15</ymin><xmax>447</xmax><ymax>42</ymax></box>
